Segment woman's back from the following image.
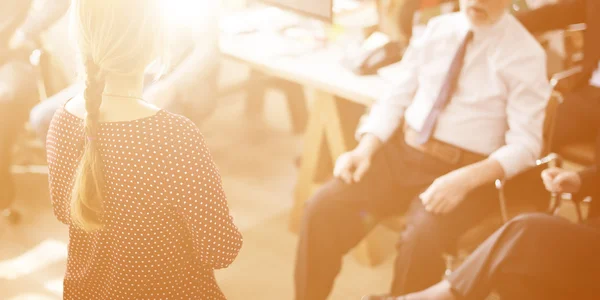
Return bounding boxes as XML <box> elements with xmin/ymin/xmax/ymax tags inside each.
<box><xmin>47</xmin><ymin>106</ymin><xmax>242</xmax><ymax>299</ymax></box>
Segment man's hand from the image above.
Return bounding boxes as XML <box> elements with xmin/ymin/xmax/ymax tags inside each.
<box><xmin>541</xmin><ymin>167</ymin><xmax>582</xmax><ymax>194</ymax></box>
<box><xmin>420</xmin><ymin>168</ymin><xmax>476</xmax><ymax>214</ymax></box>
<box><xmin>334</xmin><ymin>150</ymin><xmax>373</xmax><ymax>184</ymax></box>
<box><xmin>333</xmin><ymin>134</ymin><xmax>382</xmax><ymax>184</ymax></box>
<box><xmin>421</xmin><ymin>158</ymin><xmax>505</xmax><ymax>215</ymax></box>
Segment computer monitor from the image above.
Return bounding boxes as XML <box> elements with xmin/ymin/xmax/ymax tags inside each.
<box><xmin>260</xmin><ymin>0</ymin><xmax>334</xmax><ymax>23</ymax></box>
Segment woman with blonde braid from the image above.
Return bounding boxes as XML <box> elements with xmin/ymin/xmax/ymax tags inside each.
<box><xmin>46</xmin><ymin>1</ymin><xmax>242</xmax><ymax>299</ymax></box>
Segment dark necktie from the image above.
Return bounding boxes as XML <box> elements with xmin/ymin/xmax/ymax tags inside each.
<box><xmin>417</xmin><ymin>30</ymin><xmax>474</xmax><ymax>145</ymax></box>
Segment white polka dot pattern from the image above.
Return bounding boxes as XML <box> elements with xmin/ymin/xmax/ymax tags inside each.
<box><xmin>46</xmin><ymin>109</ymin><xmax>243</xmax><ymax>299</ymax></box>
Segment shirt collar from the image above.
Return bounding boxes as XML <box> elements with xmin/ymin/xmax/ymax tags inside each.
<box><xmin>458</xmin><ymin>11</ymin><xmax>509</xmax><ymax>42</ymax></box>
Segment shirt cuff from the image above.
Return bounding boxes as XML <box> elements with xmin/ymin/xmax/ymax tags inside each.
<box><xmin>489</xmin><ymin>145</ymin><xmax>536</xmax><ymax>179</ymax></box>
<box><xmin>355</xmin><ymin>118</ymin><xmax>399</xmax><ymax>143</ymax></box>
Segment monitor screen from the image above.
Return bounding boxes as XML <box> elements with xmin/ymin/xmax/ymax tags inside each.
<box><xmin>260</xmin><ymin>0</ymin><xmax>333</xmax><ymax>23</ymax></box>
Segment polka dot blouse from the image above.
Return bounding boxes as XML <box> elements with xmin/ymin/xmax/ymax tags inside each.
<box><xmin>46</xmin><ymin>108</ymin><xmax>243</xmax><ymax>299</ymax></box>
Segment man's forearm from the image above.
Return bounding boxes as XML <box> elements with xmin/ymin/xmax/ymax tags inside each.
<box><xmin>356</xmin><ymin>133</ymin><xmax>384</xmax><ymax>158</ymax></box>
<box><xmin>460</xmin><ymin>158</ymin><xmax>506</xmax><ymax>190</ymax></box>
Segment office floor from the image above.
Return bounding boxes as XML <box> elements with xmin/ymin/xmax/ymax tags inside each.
<box><xmin>0</xmin><ymin>60</ymin><xmax>393</xmax><ymax>300</ymax></box>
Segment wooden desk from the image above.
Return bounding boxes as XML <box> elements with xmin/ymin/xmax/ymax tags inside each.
<box><xmin>220</xmin><ymin>33</ymin><xmax>386</xmax><ymax>106</ymax></box>
<box><xmin>220</xmin><ymin>32</ymin><xmax>392</xmax><ymax>265</ymax></box>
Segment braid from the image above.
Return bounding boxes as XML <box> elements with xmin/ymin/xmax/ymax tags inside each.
<box><xmin>84</xmin><ymin>60</ymin><xmax>105</xmax><ymax>141</ymax></box>
<box><xmin>70</xmin><ymin>59</ymin><xmax>107</xmax><ymax>231</ymax></box>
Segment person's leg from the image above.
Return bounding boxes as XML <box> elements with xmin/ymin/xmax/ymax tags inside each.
<box><xmin>447</xmin><ymin>213</ymin><xmax>600</xmax><ymax>300</ymax></box>
<box><xmin>389</xmin><ymin>181</ymin><xmax>500</xmax><ymax>296</ymax></box>
<box><xmin>551</xmin><ymin>85</ymin><xmax>600</xmax><ymax>149</ymax></box>
<box><xmin>294</xmin><ymin>136</ymin><xmax>429</xmax><ymax>300</ymax></box>
<box><xmin>0</xmin><ymin>61</ymin><xmax>39</xmax><ymax>212</ymax></box>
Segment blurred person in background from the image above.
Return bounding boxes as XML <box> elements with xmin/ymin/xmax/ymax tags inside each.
<box><xmin>30</xmin><ymin>0</ymin><xmax>222</xmax><ymax>140</ymax></box>
<box><xmin>0</xmin><ymin>0</ymin><xmax>70</xmax><ymax>224</ymax></box>
<box><xmin>46</xmin><ymin>0</ymin><xmax>241</xmax><ymax>298</ymax></box>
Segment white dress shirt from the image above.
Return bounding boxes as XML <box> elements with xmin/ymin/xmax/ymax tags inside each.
<box><xmin>590</xmin><ymin>62</ymin><xmax>600</xmax><ymax>88</ymax></box>
<box><xmin>358</xmin><ymin>12</ymin><xmax>552</xmax><ymax>178</ymax></box>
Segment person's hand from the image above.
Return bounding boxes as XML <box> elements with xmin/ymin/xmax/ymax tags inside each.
<box><xmin>541</xmin><ymin>167</ymin><xmax>582</xmax><ymax>194</ymax></box>
<box><xmin>333</xmin><ymin>134</ymin><xmax>382</xmax><ymax>184</ymax></box>
<box><xmin>420</xmin><ymin>168</ymin><xmax>476</xmax><ymax>214</ymax></box>
<box><xmin>143</xmin><ymin>82</ymin><xmax>177</xmax><ymax>109</ymax></box>
<box><xmin>333</xmin><ymin>148</ymin><xmax>374</xmax><ymax>184</ymax></box>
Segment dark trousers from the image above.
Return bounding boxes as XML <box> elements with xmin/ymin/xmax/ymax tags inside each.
<box><xmin>294</xmin><ymin>133</ymin><xmax>500</xmax><ymax>300</ymax></box>
<box><xmin>0</xmin><ymin>60</ymin><xmax>39</xmax><ymax>209</ymax></box>
<box><xmin>449</xmin><ymin>213</ymin><xmax>600</xmax><ymax>300</ymax></box>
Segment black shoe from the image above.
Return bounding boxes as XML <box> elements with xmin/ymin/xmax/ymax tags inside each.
<box><xmin>2</xmin><ymin>208</ymin><xmax>22</xmax><ymax>225</ymax></box>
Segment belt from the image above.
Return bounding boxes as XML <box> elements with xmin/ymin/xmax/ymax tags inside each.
<box><xmin>403</xmin><ymin>124</ymin><xmax>486</xmax><ymax>166</ymax></box>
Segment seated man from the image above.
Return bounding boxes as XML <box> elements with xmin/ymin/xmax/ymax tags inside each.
<box><xmin>0</xmin><ymin>0</ymin><xmax>70</xmax><ymax>223</ymax></box>
<box><xmin>372</xmin><ymin>131</ymin><xmax>600</xmax><ymax>300</ymax></box>
<box><xmin>293</xmin><ymin>0</ymin><xmax>551</xmax><ymax>299</ymax></box>
<box><xmin>29</xmin><ymin>0</ymin><xmax>221</xmax><ymax>139</ymax></box>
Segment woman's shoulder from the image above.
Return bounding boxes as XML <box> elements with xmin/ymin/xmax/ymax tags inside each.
<box><xmin>157</xmin><ymin>112</ymin><xmax>212</xmax><ymax>168</ymax></box>
<box><xmin>159</xmin><ymin>111</ymin><xmax>201</xmax><ymax>131</ymax></box>
<box><xmin>157</xmin><ymin>111</ymin><xmax>206</xmax><ymax>143</ymax></box>
<box><xmin>48</xmin><ymin>107</ymin><xmax>83</xmax><ymax>134</ymax></box>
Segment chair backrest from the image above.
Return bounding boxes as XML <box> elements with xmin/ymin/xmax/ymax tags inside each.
<box><xmin>564</xmin><ymin>23</ymin><xmax>586</xmax><ymax>69</ymax></box>
<box><xmin>540</xmin><ymin>90</ymin><xmax>563</xmax><ymax>157</ymax></box>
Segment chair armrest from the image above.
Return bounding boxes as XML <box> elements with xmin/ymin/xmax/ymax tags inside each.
<box><xmin>495</xmin><ymin>179</ymin><xmax>509</xmax><ymax>223</ymax></box>
<box><xmin>566</xmin><ymin>23</ymin><xmax>587</xmax><ymax>32</ymax></box>
<box><xmin>494</xmin><ymin>161</ymin><xmax>553</xmax><ymax>224</ymax></box>
<box><xmin>536</xmin><ymin>153</ymin><xmax>560</xmax><ymax>166</ymax></box>
<box><xmin>550</xmin><ymin>66</ymin><xmax>584</xmax><ymax>93</ymax></box>
<box><xmin>541</xmin><ymin>92</ymin><xmax>564</xmax><ymax>156</ymax></box>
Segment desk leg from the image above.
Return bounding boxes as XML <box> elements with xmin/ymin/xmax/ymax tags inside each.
<box><xmin>290</xmin><ymin>91</ymin><xmax>329</xmax><ymax>233</ymax></box>
<box><xmin>278</xmin><ymin>79</ymin><xmax>308</xmax><ymax>134</ymax></box>
<box><xmin>245</xmin><ymin>69</ymin><xmax>267</xmax><ymax>119</ymax></box>
<box><xmin>245</xmin><ymin>71</ymin><xmax>308</xmax><ymax>134</ymax></box>
<box><xmin>290</xmin><ymin>90</ymin><xmax>364</xmax><ymax>231</ymax></box>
